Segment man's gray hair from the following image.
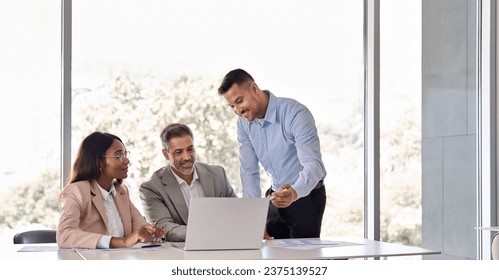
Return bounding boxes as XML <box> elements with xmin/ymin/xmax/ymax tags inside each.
<box><xmin>160</xmin><ymin>123</ymin><xmax>194</xmax><ymax>151</ymax></box>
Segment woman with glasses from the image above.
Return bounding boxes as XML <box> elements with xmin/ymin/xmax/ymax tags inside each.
<box><xmin>57</xmin><ymin>131</ymin><xmax>165</xmax><ymax>249</ymax></box>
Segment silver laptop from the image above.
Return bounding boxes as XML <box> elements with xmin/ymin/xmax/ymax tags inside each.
<box><xmin>171</xmin><ymin>197</ymin><xmax>269</xmax><ymax>251</ymax></box>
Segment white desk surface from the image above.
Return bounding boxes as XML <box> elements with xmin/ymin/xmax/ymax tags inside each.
<box><xmin>74</xmin><ymin>237</ymin><xmax>440</xmax><ymax>260</ymax></box>
<box><xmin>1</xmin><ymin>237</ymin><xmax>439</xmax><ymax>260</ymax></box>
<box><xmin>0</xmin><ymin>243</ymin><xmax>82</xmax><ymax>260</ymax></box>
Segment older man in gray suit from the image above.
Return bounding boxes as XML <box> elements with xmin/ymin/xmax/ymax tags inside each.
<box><xmin>140</xmin><ymin>123</ymin><xmax>236</xmax><ymax>242</ymax></box>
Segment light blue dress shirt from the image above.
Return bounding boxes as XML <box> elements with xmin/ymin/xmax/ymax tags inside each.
<box><xmin>237</xmin><ymin>91</ymin><xmax>326</xmax><ymax>199</ymax></box>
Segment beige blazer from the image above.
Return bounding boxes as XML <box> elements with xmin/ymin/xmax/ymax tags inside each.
<box><xmin>140</xmin><ymin>162</ymin><xmax>236</xmax><ymax>242</ymax></box>
<box><xmin>57</xmin><ymin>180</ymin><xmax>147</xmax><ymax>249</ymax></box>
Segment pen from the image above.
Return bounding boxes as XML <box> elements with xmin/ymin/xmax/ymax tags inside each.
<box><xmin>141</xmin><ymin>244</ymin><xmax>162</xmax><ymax>248</ymax></box>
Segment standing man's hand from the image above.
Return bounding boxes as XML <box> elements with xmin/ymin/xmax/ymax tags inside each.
<box><xmin>271</xmin><ymin>184</ymin><xmax>297</xmax><ymax>208</ymax></box>
<box><xmin>263</xmin><ymin>230</ymin><xmax>274</xmax><ymax>240</ymax></box>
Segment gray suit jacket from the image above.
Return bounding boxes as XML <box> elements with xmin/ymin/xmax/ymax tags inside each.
<box><xmin>139</xmin><ymin>162</ymin><xmax>237</xmax><ymax>242</ymax></box>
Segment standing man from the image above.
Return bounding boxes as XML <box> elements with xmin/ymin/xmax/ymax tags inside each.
<box><xmin>218</xmin><ymin>68</ymin><xmax>327</xmax><ymax>239</ymax></box>
<box><xmin>140</xmin><ymin>123</ymin><xmax>236</xmax><ymax>242</ymax></box>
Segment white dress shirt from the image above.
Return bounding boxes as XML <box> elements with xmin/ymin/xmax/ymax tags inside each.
<box><xmin>96</xmin><ymin>184</ymin><xmax>125</xmax><ymax>249</ymax></box>
<box><xmin>170</xmin><ymin>165</ymin><xmax>204</xmax><ymax>208</ymax></box>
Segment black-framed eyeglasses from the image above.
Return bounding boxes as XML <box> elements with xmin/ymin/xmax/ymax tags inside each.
<box><xmin>102</xmin><ymin>151</ymin><xmax>130</xmax><ymax>162</ymax></box>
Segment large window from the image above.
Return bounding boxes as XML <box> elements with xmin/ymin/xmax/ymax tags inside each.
<box><xmin>0</xmin><ymin>0</ymin><xmax>425</xmax><ymax>248</ymax></box>
<box><xmin>380</xmin><ymin>0</ymin><xmax>422</xmax><ymax>247</ymax></box>
<box><xmin>71</xmin><ymin>0</ymin><xmax>365</xmax><ymax>238</ymax></box>
<box><xmin>0</xmin><ymin>0</ymin><xmax>61</xmax><ymax>242</ymax></box>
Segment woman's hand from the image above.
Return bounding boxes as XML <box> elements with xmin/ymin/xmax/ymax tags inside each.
<box><xmin>110</xmin><ymin>224</ymin><xmax>167</xmax><ymax>248</ymax></box>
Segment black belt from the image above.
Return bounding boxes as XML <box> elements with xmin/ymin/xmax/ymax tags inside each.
<box><xmin>314</xmin><ymin>180</ymin><xmax>325</xmax><ymax>189</ymax></box>
<box><xmin>269</xmin><ymin>180</ymin><xmax>324</xmax><ymax>192</ymax></box>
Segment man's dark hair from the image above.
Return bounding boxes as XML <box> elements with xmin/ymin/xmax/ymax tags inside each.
<box><xmin>160</xmin><ymin>123</ymin><xmax>193</xmax><ymax>151</ymax></box>
<box><xmin>217</xmin><ymin>68</ymin><xmax>255</xmax><ymax>95</ymax></box>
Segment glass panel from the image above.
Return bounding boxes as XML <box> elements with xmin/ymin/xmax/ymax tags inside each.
<box><xmin>380</xmin><ymin>0</ymin><xmax>422</xmax><ymax>247</ymax></box>
<box><xmin>0</xmin><ymin>0</ymin><xmax>61</xmax><ymax>242</ymax></box>
<box><xmin>72</xmin><ymin>0</ymin><xmax>364</xmax><ymax>238</ymax></box>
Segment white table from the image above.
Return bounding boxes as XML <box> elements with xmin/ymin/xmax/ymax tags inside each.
<box><xmin>0</xmin><ymin>243</ymin><xmax>82</xmax><ymax>260</ymax></box>
<box><xmin>0</xmin><ymin>237</ymin><xmax>440</xmax><ymax>260</ymax></box>
<box><xmin>74</xmin><ymin>237</ymin><xmax>440</xmax><ymax>260</ymax></box>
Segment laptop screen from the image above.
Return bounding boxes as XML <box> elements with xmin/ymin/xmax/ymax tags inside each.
<box><xmin>178</xmin><ymin>197</ymin><xmax>269</xmax><ymax>251</ymax></box>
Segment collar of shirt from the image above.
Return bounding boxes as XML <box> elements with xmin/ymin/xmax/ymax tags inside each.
<box><xmin>98</xmin><ymin>184</ymin><xmax>116</xmax><ymax>200</ymax></box>
<box><xmin>252</xmin><ymin>90</ymin><xmax>277</xmax><ymax>127</ymax></box>
<box><xmin>170</xmin><ymin>163</ymin><xmax>199</xmax><ymax>187</ymax></box>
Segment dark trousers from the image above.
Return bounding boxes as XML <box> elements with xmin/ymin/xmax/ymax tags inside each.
<box><xmin>265</xmin><ymin>182</ymin><xmax>326</xmax><ymax>239</ymax></box>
